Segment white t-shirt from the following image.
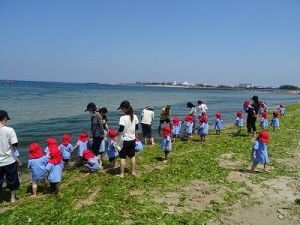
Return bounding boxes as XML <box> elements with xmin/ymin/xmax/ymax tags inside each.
<box><xmin>0</xmin><ymin>126</ymin><xmax>18</xmax><ymax>166</ymax></box>
<box><xmin>141</xmin><ymin>109</ymin><xmax>154</xmax><ymax>125</ymax></box>
<box><xmin>119</xmin><ymin>114</ymin><xmax>139</xmax><ymax>141</ymax></box>
<box><xmin>196</xmin><ymin>104</ymin><xmax>208</xmax><ymax>117</ymax></box>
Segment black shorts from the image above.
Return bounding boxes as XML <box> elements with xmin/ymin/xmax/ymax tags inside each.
<box><xmin>141</xmin><ymin>123</ymin><xmax>153</xmax><ymax>138</ymax></box>
<box><xmin>92</xmin><ymin>137</ymin><xmax>103</xmax><ymax>156</ymax></box>
<box><xmin>0</xmin><ymin>161</ymin><xmax>20</xmax><ymax>192</ymax></box>
<box><xmin>160</xmin><ymin>118</ymin><xmax>171</xmax><ymax>124</ymax></box>
<box><xmin>119</xmin><ymin>140</ymin><xmax>136</xmax><ymax>159</ymax></box>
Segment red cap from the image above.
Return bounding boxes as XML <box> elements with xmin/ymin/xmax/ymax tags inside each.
<box><xmin>261</xmin><ymin>112</ymin><xmax>267</xmax><ymax>118</ymax></box>
<box><xmin>243</xmin><ymin>100</ymin><xmax>250</xmax><ymax>107</ymax></box>
<box><xmin>199</xmin><ymin>115</ymin><xmax>208</xmax><ymax>123</ymax></box>
<box><xmin>273</xmin><ymin>111</ymin><xmax>279</xmax><ymax>117</ymax></box>
<box><xmin>48</xmin><ymin>146</ymin><xmax>62</xmax><ymax>165</ymax></box>
<box><xmin>78</xmin><ymin>132</ymin><xmax>88</xmax><ymax>142</ymax></box>
<box><xmin>29</xmin><ymin>143</ymin><xmax>44</xmax><ymax>159</ymax></box>
<box><xmin>215</xmin><ymin>113</ymin><xmax>222</xmax><ymax>119</ymax></box>
<box><xmin>173</xmin><ymin>117</ymin><xmax>180</xmax><ymax>126</ymax></box>
<box><xmin>257</xmin><ymin>131</ymin><xmax>270</xmax><ymax>143</ymax></box>
<box><xmin>82</xmin><ymin>149</ymin><xmax>95</xmax><ymax>160</ymax></box>
<box><xmin>46</xmin><ymin>138</ymin><xmax>57</xmax><ymax>145</ymax></box>
<box><xmin>237</xmin><ymin>112</ymin><xmax>243</xmax><ymax>118</ymax></box>
<box><xmin>108</xmin><ymin>130</ymin><xmax>116</xmax><ymax>140</ymax></box>
<box><xmin>162</xmin><ymin>126</ymin><xmax>171</xmax><ymax>137</ymax></box>
<box><xmin>62</xmin><ymin>134</ymin><xmax>72</xmax><ymax>146</ymax></box>
<box><xmin>184</xmin><ymin>115</ymin><xmax>194</xmax><ymax>123</ymax></box>
<box><xmin>279</xmin><ymin>104</ymin><xmax>284</xmax><ymax>108</ymax></box>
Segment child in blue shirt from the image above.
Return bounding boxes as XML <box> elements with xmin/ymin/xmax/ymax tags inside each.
<box><xmin>161</xmin><ymin>126</ymin><xmax>172</xmax><ymax>162</ymax></box>
<box><xmin>82</xmin><ymin>150</ymin><xmax>100</xmax><ymax>173</ymax></box>
<box><xmin>260</xmin><ymin>112</ymin><xmax>268</xmax><ymax>131</ymax></box>
<box><xmin>270</xmin><ymin>111</ymin><xmax>280</xmax><ymax>131</ymax></box>
<box><xmin>107</xmin><ymin>130</ymin><xmax>118</xmax><ymax>168</ymax></box>
<box><xmin>243</xmin><ymin>100</ymin><xmax>250</xmax><ymax>112</ymax></box>
<box><xmin>172</xmin><ymin>117</ymin><xmax>182</xmax><ymax>142</ymax></box>
<box><xmin>279</xmin><ymin>104</ymin><xmax>286</xmax><ymax>116</ymax></box>
<box><xmin>58</xmin><ymin>134</ymin><xmax>73</xmax><ymax>167</ymax></box>
<box><xmin>12</xmin><ymin>148</ymin><xmax>22</xmax><ymax>166</ymax></box>
<box><xmin>235</xmin><ymin>112</ymin><xmax>243</xmax><ymax>135</ymax></box>
<box><xmin>214</xmin><ymin>113</ymin><xmax>223</xmax><ymax>135</ymax></box>
<box><xmin>184</xmin><ymin>115</ymin><xmax>194</xmax><ymax>142</ymax></box>
<box><xmin>250</xmin><ymin>131</ymin><xmax>270</xmax><ymax>173</ymax></box>
<box><xmin>197</xmin><ymin>116</ymin><xmax>209</xmax><ymax>142</ymax></box>
<box><xmin>28</xmin><ymin>143</ymin><xmax>48</xmax><ymax>196</ymax></box>
<box><xmin>73</xmin><ymin>132</ymin><xmax>90</xmax><ymax>162</ymax></box>
<box><xmin>45</xmin><ymin>142</ymin><xmax>63</xmax><ymax>195</ymax></box>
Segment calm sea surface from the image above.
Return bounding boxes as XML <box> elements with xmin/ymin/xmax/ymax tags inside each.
<box><xmin>1</xmin><ymin>81</ymin><xmax>299</xmax><ymax>161</ymax></box>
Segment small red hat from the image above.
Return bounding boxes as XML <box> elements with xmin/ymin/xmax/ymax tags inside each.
<box><xmin>82</xmin><ymin>150</ymin><xmax>95</xmax><ymax>160</ymax></box>
<box><xmin>184</xmin><ymin>115</ymin><xmax>194</xmax><ymax>123</ymax></box>
<box><xmin>46</xmin><ymin>138</ymin><xmax>57</xmax><ymax>145</ymax></box>
<box><xmin>173</xmin><ymin>117</ymin><xmax>180</xmax><ymax>126</ymax></box>
<box><xmin>199</xmin><ymin>115</ymin><xmax>208</xmax><ymax>123</ymax></box>
<box><xmin>62</xmin><ymin>134</ymin><xmax>72</xmax><ymax>145</ymax></box>
<box><xmin>273</xmin><ymin>111</ymin><xmax>279</xmax><ymax>117</ymax></box>
<box><xmin>48</xmin><ymin>146</ymin><xmax>62</xmax><ymax>165</ymax></box>
<box><xmin>257</xmin><ymin>131</ymin><xmax>270</xmax><ymax>143</ymax></box>
<box><xmin>261</xmin><ymin>112</ymin><xmax>267</xmax><ymax>118</ymax></box>
<box><xmin>29</xmin><ymin>143</ymin><xmax>44</xmax><ymax>159</ymax></box>
<box><xmin>243</xmin><ymin>100</ymin><xmax>250</xmax><ymax>107</ymax></box>
<box><xmin>279</xmin><ymin>104</ymin><xmax>284</xmax><ymax>108</ymax></box>
<box><xmin>162</xmin><ymin>126</ymin><xmax>171</xmax><ymax>137</ymax></box>
<box><xmin>215</xmin><ymin>113</ymin><xmax>222</xmax><ymax>119</ymax></box>
<box><xmin>108</xmin><ymin>130</ymin><xmax>116</xmax><ymax>140</ymax></box>
<box><xmin>78</xmin><ymin>132</ymin><xmax>88</xmax><ymax>142</ymax></box>
<box><xmin>237</xmin><ymin>112</ymin><xmax>243</xmax><ymax>118</ymax></box>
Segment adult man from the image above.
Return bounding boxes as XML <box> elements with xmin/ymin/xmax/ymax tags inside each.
<box><xmin>158</xmin><ymin>105</ymin><xmax>172</xmax><ymax>134</ymax></box>
<box><xmin>0</xmin><ymin>110</ymin><xmax>19</xmax><ymax>203</ymax></box>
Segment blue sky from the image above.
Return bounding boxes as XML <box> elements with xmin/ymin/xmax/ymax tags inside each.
<box><xmin>0</xmin><ymin>0</ymin><xmax>299</xmax><ymax>86</ymax></box>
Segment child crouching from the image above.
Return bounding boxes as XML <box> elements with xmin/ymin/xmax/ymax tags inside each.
<box><xmin>28</xmin><ymin>143</ymin><xmax>48</xmax><ymax>196</ymax></box>
<box><xmin>82</xmin><ymin>150</ymin><xmax>100</xmax><ymax>173</ymax></box>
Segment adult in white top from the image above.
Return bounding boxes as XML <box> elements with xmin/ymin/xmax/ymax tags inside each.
<box><xmin>196</xmin><ymin>100</ymin><xmax>208</xmax><ymax>118</ymax></box>
<box><xmin>116</xmin><ymin>100</ymin><xmax>139</xmax><ymax>177</ymax></box>
<box><xmin>141</xmin><ymin>106</ymin><xmax>155</xmax><ymax>145</ymax></box>
<box><xmin>0</xmin><ymin>110</ymin><xmax>19</xmax><ymax>203</ymax></box>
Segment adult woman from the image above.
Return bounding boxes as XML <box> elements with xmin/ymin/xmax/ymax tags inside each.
<box><xmin>0</xmin><ymin>110</ymin><xmax>19</xmax><ymax>203</ymax></box>
<box><xmin>246</xmin><ymin>95</ymin><xmax>260</xmax><ymax>136</ymax></box>
<box><xmin>196</xmin><ymin>100</ymin><xmax>208</xmax><ymax>118</ymax></box>
<box><xmin>116</xmin><ymin>100</ymin><xmax>139</xmax><ymax>177</ymax></box>
<box><xmin>141</xmin><ymin>105</ymin><xmax>155</xmax><ymax>145</ymax></box>
<box><xmin>85</xmin><ymin>102</ymin><xmax>104</xmax><ymax>161</ymax></box>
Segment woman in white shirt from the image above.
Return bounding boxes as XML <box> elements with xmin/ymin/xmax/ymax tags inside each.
<box><xmin>116</xmin><ymin>100</ymin><xmax>139</xmax><ymax>177</ymax></box>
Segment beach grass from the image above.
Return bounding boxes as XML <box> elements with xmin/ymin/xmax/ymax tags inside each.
<box><xmin>0</xmin><ymin>104</ymin><xmax>300</xmax><ymax>224</ymax></box>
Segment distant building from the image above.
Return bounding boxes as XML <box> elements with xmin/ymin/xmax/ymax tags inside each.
<box><xmin>239</xmin><ymin>83</ymin><xmax>254</xmax><ymax>88</ymax></box>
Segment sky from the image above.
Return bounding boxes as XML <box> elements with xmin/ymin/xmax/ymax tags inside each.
<box><xmin>0</xmin><ymin>0</ymin><xmax>299</xmax><ymax>86</ymax></box>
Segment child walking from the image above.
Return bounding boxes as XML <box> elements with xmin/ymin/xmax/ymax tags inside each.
<box><xmin>44</xmin><ymin>140</ymin><xmax>63</xmax><ymax>195</ymax></box>
<box><xmin>197</xmin><ymin>116</ymin><xmax>209</xmax><ymax>142</ymax></box>
<box><xmin>250</xmin><ymin>131</ymin><xmax>270</xmax><ymax>173</ymax></box>
<box><xmin>279</xmin><ymin>104</ymin><xmax>286</xmax><ymax>116</ymax></box>
<box><xmin>27</xmin><ymin>143</ymin><xmax>48</xmax><ymax>196</ymax></box>
<box><xmin>184</xmin><ymin>115</ymin><xmax>194</xmax><ymax>142</ymax></box>
<box><xmin>82</xmin><ymin>150</ymin><xmax>100</xmax><ymax>173</ymax></box>
<box><xmin>172</xmin><ymin>117</ymin><xmax>181</xmax><ymax>142</ymax></box>
<box><xmin>161</xmin><ymin>126</ymin><xmax>172</xmax><ymax>162</ymax></box>
<box><xmin>107</xmin><ymin>130</ymin><xmax>118</xmax><ymax>168</ymax></box>
<box><xmin>58</xmin><ymin>134</ymin><xmax>73</xmax><ymax>167</ymax></box>
<box><xmin>260</xmin><ymin>112</ymin><xmax>268</xmax><ymax>131</ymax></box>
<box><xmin>235</xmin><ymin>112</ymin><xmax>243</xmax><ymax>134</ymax></box>
<box><xmin>214</xmin><ymin>113</ymin><xmax>223</xmax><ymax>135</ymax></box>
<box><xmin>73</xmin><ymin>132</ymin><xmax>89</xmax><ymax>162</ymax></box>
<box><xmin>270</xmin><ymin>111</ymin><xmax>280</xmax><ymax>131</ymax></box>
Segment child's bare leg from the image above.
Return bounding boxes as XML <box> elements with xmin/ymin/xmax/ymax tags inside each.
<box><xmin>10</xmin><ymin>190</ymin><xmax>16</xmax><ymax>203</ymax></box>
<box><xmin>263</xmin><ymin>163</ymin><xmax>269</xmax><ymax>172</ymax></box>
<box><xmin>32</xmin><ymin>182</ymin><xmax>38</xmax><ymax>197</ymax></box>
<box><xmin>250</xmin><ymin>162</ymin><xmax>258</xmax><ymax>173</ymax></box>
<box><xmin>55</xmin><ymin>183</ymin><xmax>60</xmax><ymax>195</ymax></box>
<box><xmin>163</xmin><ymin>151</ymin><xmax>169</xmax><ymax>162</ymax></box>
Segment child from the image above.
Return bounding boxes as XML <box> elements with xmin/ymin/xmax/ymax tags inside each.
<box><xmin>82</xmin><ymin>150</ymin><xmax>100</xmax><ymax>173</ymax></box>
<box><xmin>235</xmin><ymin>112</ymin><xmax>244</xmax><ymax>134</ymax></box>
<box><xmin>27</xmin><ymin>143</ymin><xmax>48</xmax><ymax>196</ymax></box>
<box><xmin>214</xmin><ymin>113</ymin><xmax>223</xmax><ymax>135</ymax></box>
<box><xmin>106</xmin><ymin>130</ymin><xmax>118</xmax><ymax>168</ymax></box>
<box><xmin>44</xmin><ymin>138</ymin><xmax>58</xmax><ymax>159</ymax></box>
<box><xmin>58</xmin><ymin>134</ymin><xmax>73</xmax><ymax>167</ymax></box>
<box><xmin>260</xmin><ymin>112</ymin><xmax>268</xmax><ymax>131</ymax></box>
<box><xmin>44</xmin><ymin>140</ymin><xmax>63</xmax><ymax>195</ymax></box>
<box><xmin>184</xmin><ymin>115</ymin><xmax>194</xmax><ymax>142</ymax></box>
<box><xmin>243</xmin><ymin>100</ymin><xmax>250</xmax><ymax>112</ymax></box>
<box><xmin>197</xmin><ymin>116</ymin><xmax>209</xmax><ymax>142</ymax></box>
<box><xmin>161</xmin><ymin>126</ymin><xmax>172</xmax><ymax>162</ymax></box>
<box><xmin>98</xmin><ymin>139</ymin><xmax>106</xmax><ymax>164</ymax></box>
<box><xmin>258</xmin><ymin>101</ymin><xmax>266</xmax><ymax>117</ymax></box>
<box><xmin>135</xmin><ymin>137</ymin><xmax>144</xmax><ymax>152</ymax></box>
<box><xmin>12</xmin><ymin>148</ymin><xmax>22</xmax><ymax>166</ymax></box>
<box><xmin>279</xmin><ymin>104</ymin><xmax>286</xmax><ymax>116</ymax></box>
<box><xmin>250</xmin><ymin>131</ymin><xmax>270</xmax><ymax>173</ymax></box>
<box><xmin>73</xmin><ymin>132</ymin><xmax>89</xmax><ymax>162</ymax></box>
<box><xmin>270</xmin><ymin>111</ymin><xmax>280</xmax><ymax>131</ymax></box>
<box><xmin>172</xmin><ymin>117</ymin><xmax>181</xmax><ymax>142</ymax></box>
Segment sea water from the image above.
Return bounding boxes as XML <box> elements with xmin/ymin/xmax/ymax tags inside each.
<box><xmin>1</xmin><ymin>81</ymin><xmax>299</xmax><ymax>161</ymax></box>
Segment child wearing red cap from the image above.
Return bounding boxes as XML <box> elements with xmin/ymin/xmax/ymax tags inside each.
<box><xmin>73</xmin><ymin>132</ymin><xmax>90</xmax><ymax>161</ymax></box>
<box><xmin>235</xmin><ymin>112</ymin><xmax>244</xmax><ymax>134</ymax></box>
<box><xmin>250</xmin><ymin>131</ymin><xmax>270</xmax><ymax>173</ymax></box>
<box><xmin>184</xmin><ymin>115</ymin><xmax>194</xmax><ymax>142</ymax></box>
<box><xmin>214</xmin><ymin>113</ymin><xmax>223</xmax><ymax>135</ymax></box>
<box><xmin>135</xmin><ymin>137</ymin><xmax>144</xmax><ymax>152</ymax></box>
<box><xmin>270</xmin><ymin>111</ymin><xmax>280</xmax><ymax>131</ymax></box>
<box><xmin>279</xmin><ymin>104</ymin><xmax>286</xmax><ymax>116</ymax></box>
<box><xmin>44</xmin><ymin>139</ymin><xmax>63</xmax><ymax>195</ymax></box>
<box><xmin>172</xmin><ymin>117</ymin><xmax>182</xmax><ymax>142</ymax></box>
<box><xmin>243</xmin><ymin>100</ymin><xmax>251</xmax><ymax>112</ymax></box>
<box><xmin>28</xmin><ymin>143</ymin><xmax>48</xmax><ymax>196</ymax></box>
<box><xmin>107</xmin><ymin>130</ymin><xmax>118</xmax><ymax>168</ymax></box>
<box><xmin>161</xmin><ymin>126</ymin><xmax>172</xmax><ymax>162</ymax></box>
<box><xmin>58</xmin><ymin>134</ymin><xmax>73</xmax><ymax>167</ymax></box>
<box><xmin>197</xmin><ymin>116</ymin><xmax>209</xmax><ymax>142</ymax></box>
<box><xmin>260</xmin><ymin>112</ymin><xmax>268</xmax><ymax>131</ymax></box>
<box><xmin>82</xmin><ymin>150</ymin><xmax>100</xmax><ymax>173</ymax></box>
<box><xmin>44</xmin><ymin>138</ymin><xmax>57</xmax><ymax>159</ymax></box>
